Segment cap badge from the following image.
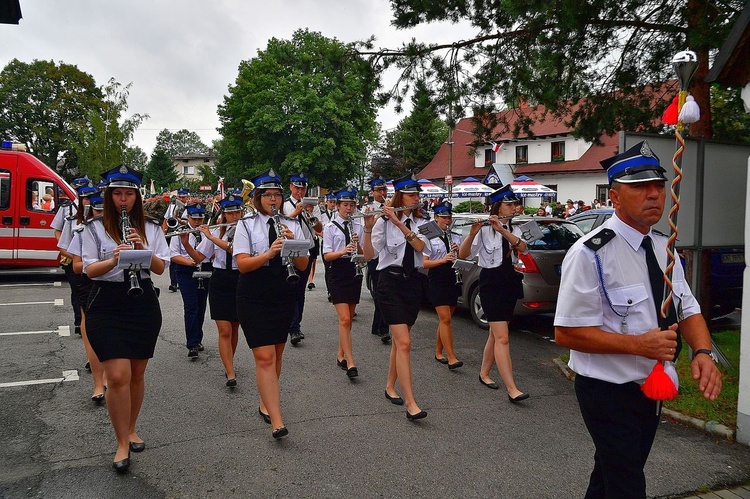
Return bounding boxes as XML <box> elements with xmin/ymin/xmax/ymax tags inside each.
<box><xmin>640</xmin><ymin>142</ymin><xmax>653</xmax><ymax>158</ymax></box>
<box><xmin>228</xmin><ymin>195</ymin><xmax>235</xmax><ymax>202</ymax></box>
<box><xmin>269</xmin><ymin>169</ymin><xmax>276</xmax><ymax>178</ymax></box>
<box><xmin>119</xmin><ymin>165</ymin><xmax>128</xmax><ymax>174</ymax></box>
<box><xmin>196</xmin><ymin>204</ymin><xmax>202</xmax><ymax>210</ymax></box>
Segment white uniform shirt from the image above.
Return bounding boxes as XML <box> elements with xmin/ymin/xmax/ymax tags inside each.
<box><xmin>81</xmin><ymin>219</ymin><xmax>170</xmax><ymax>282</ymax></box>
<box><xmin>322</xmin><ymin>215</ymin><xmax>364</xmax><ymax>256</ymax></box>
<box><xmin>232</xmin><ymin>213</ymin><xmax>306</xmax><ymax>262</ymax></box>
<box><xmin>467</xmin><ymin>224</ymin><xmax>525</xmax><ymax>269</ymax></box>
<box><xmin>169</xmin><ymin>230</ymin><xmax>203</xmax><ymax>262</ymax></box>
<box><xmin>426</xmin><ymin>230</ymin><xmax>462</xmax><ymax>260</ymax></box>
<box><xmin>371</xmin><ymin>214</ymin><xmax>429</xmax><ymax>270</ymax></box>
<box><xmin>66</xmin><ymin>227</ymin><xmax>84</xmax><ymax>260</ymax></box>
<box><xmin>319</xmin><ymin>207</ymin><xmax>336</xmax><ymax>225</ymax></box>
<box><xmin>196</xmin><ymin>227</ymin><xmax>237</xmax><ymax>270</ymax></box>
<box><xmin>57</xmin><ymin>217</ymin><xmax>80</xmax><ymax>251</ymax></box>
<box><xmin>283</xmin><ymin>196</ymin><xmax>314</xmax><ymax>248</ymax></box>
<box><xmin>553</xmin><ymin>213</ymin><xmax>700</xmax><ymax>384</ymax></box>
<box><xmin>51</xmin><ymin>202</ymin><xmax>77</xmax><ymax>231</ymax></box>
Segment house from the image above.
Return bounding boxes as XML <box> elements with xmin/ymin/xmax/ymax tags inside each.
<box><xmin>417</xmin><ymin>104</ymin><xmax>622</xmax><ymax>207</ymax></box>
<box><xmin>172</xmin><ymin>151</ymin><xmax>216</xmax><ymax>181</ymax></box>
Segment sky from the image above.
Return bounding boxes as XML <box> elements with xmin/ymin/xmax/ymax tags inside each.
<box><xmin>1</xmin><ymin>0</ymin><xmax>473</xmax><ymax>156</ymax></box>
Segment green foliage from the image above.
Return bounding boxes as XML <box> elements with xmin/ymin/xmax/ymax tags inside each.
<box><xmin>122</xmin><ymin>145</ymin><xmax>148</xmax><ymax>171</ymax></box>
<box><xmin>144</xmin><ymin>148</ymin><xmax>178</xmax><ymax>190</ymax></box>
<box><xmin>452</xmin><ymin>200</ymin><xmax>485</xmax><ymax>213</ymax></box>
<box><xmin>154</xmin><ymin>129</ymin><xmax>209</xmax><ymax>158</ymax></box>
<box><xmin>710</xmin><ymin>85</ymin><xmax>750</xmax><ymax>144</ymax></box>
<box><xmin>217</xmin><ymin>29</ymin><xmax>379</xmax><ymax>188</ymax></box>
<box><xmin>364</xmin><ymin>1</ymin><xmax>746</xmax><ymax>143</ymax></box>
<box><xmin>0</xmin><ymin>58</ymin><xmax>103</xmax><ymax>175</ymax></box>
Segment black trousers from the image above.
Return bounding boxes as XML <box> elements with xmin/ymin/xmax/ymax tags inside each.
<box><xmin>368</xmin><ymin>258</ymin><xmax>387</xmax><ymax>334</ymax></box>
<box><xmin>575</xmin><ymin>374</ymin><xmax>661</xmax><ymax>499</ymax></box>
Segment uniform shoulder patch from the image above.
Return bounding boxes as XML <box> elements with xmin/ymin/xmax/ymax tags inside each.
<box><xmin>146</xmin><ymin>217</ymin><xmax>161</xmax><ymax>226</ymax></box>
<box><xmin>241</xmin><ymin>212</ymin><xmax>257</xmax><ymax>220</ymax></box>
<box><xmin>651</xmin><ymin>228</ymin><xmax>669</xmax><ymax>238</ymax></box>
<box><xmin>84</xmin><ymin>216</ymin><xmax>103</xmax><ymax>226</ymax></box>
<box><xmin>583</xmin><ymin>228</ymin><xmax>616</xmax><ymax>252</ymax></box>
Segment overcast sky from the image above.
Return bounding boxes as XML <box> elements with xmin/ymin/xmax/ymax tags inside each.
<box><xmin>1</xmin><ymin>0</ymin><xmax>472</xmax><ymax>156</ymax></box>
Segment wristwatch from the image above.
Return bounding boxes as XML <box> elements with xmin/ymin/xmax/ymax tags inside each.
<box><xmin>694</xmin><ymin>349</ymin><xmax>718</xmax><ymax>362</ymax></box>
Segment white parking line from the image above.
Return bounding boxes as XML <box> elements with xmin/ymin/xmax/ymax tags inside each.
<box><xmin>0</xmin><ymin>299</ymin><xmax>64</xmax><ymax>306</ymax></box>
<box><xmin>0</xmin><ymin>281</ymin><xmax>63</xmax><ymax>288</ymax></box>
<box><xmin>0</xmin><ymin>325</ymin><xmax>70</xmax><ymax>337</ymax></box>
<box><xmin>0</xmin><ymin>370</ymin><xmax>79</xmax><ymax>388</ymax></box>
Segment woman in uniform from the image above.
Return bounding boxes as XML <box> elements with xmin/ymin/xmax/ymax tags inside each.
<box><xmin>362</xmin><ymin>174</ymin><xmax>428</xmax><ymax>421</ymax></box>
<box><xmin>322</xmin><ymin>187</ymin><xmax>364</xmax><ymax>380</ymax></box>
<box><xmin>80</xmin><ymin>165</ymin><xmax>169</xmax><ymax>473</ymax></box>
<box><xmin>458</xmin><ymin>185</ymin><xmax>529</xmax><ymax>403</ymax></box>
<box><xmin>422</xmin><ymin>201</ymin><xmax>463</xmax><ymax>369</ymax></box>
<box><xmin>233</xmin><ymin>169</ymin><xmax>308</xmax><ymax>439</ymax></box>
<box><xmin>193</xmin><ymin>195</ymin><xmax>244</xmax><ymax>387</ymax></box>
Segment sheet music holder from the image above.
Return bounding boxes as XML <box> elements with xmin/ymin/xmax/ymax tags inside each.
<box><xmin>281</xmin><ymin>239</ymin><xmax>310</xmax><ymax>259</ymax></box>
<box><xmin>517</xmin><ymin>220</ymin><xmax>544</xmax><ymax>244</ymax></box>
<box><xmin>417</xmin><ymin>220</ymin><xmax>444</xmax><ymax>240</ymax></box>
<box><xmin>452</xmin><ymin>258</ymin><xmax>475</xmax><ymax>271</ymax></box>
<box><xmin>117</xmin><ymin>249</ymin><xmax>153</xmax><ymax>270</ymax></box>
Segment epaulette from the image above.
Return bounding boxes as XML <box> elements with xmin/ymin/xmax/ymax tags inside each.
<box><xmin>449</xmin><ymin>230</ymin><xmax>461</xmax><ymax>237</ymax></box>
<box><xmin>651</xmin><ymin>229</ymin><xmax>669</xmax><ymax>238</ymax></box>
<box><xmin>84</xmin><ymin>215</ymin><xmax>103</xmax><ymax>225</ymax></box>
<box><xmin>146</xmin><ymin>217</ymin><xmax>162</xmax><ymax>225</ymax></box>
<box><xmin>65</xmin><ymin>214</ymin><xmax>77</xmax><ymax>221</ymax></box>
<box><xmin>73</xmin><ymin>224</ymin><xmax>85</xmax><ymax>233</ymax></box>
<box><xmin>241</xmin><ymin>211</ymin><xmax>258</xmax><ymax>220</ymax></box>
<box><xmin>583</xmin><ymin>228</ymin><xmax>616</xmax><ymax>252</ymax></box>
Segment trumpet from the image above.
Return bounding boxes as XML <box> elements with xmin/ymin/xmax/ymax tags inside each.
<box><xmin>349</xmin><ymin>203</ymin><xmax>421</xmax><ymax>219</ymax></box>
<box><xmin>272</xmin><ymin>206</ymin><xmax>300</xmax><ymax>284</ymax></box>
<box><xmin>240</xmin><ymin>178</ymin><xmax>255</xmax><ymax>209</ymax></box>
<box><xmin>165</xmin><ymin>221</ymin><xmax>237</xmax><ymax>239</ymax></box>
<box><xmin>346</xmin><ymin>215</ymin><xmax>365</xmax><ymax>278</ymax></box>
<box><xmin>120</xmin><ymin>206</ymin><xmax>144</xmax><ymax>297</ymax></box>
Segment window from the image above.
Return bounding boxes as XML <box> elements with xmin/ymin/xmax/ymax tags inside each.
<box><xmin>26</xmin><ymin>179</ymin><xmax>56</xmax><ymax>212</ymax></box>
<box><xmin>0</xmin><ymin>170</ymin><xmax>10</xmax><ymax>210</ymax></box>
<box><xmin>551</xmin><ymin>141</ymin><xmax>565</xmax><ymax>162</ymax></box>
<box><xmin>183</xmin><ymin>166</ymin><xmax>195</xmax><ymax>175</ymax></box>
<box><xmin>515</xmin><ymin>145</ymin><xmax>528</xmax><ymax>164</ymax></box>
<box><xmin>484</xmin><ymin>148</ymin><xmax>494</xmax><ymax>166</ymax></box>
<box><xmin>596</xmin><ymin>184</ymin><xmax>609</xmax><ymax>205</ymax></box>
<box><xmin>542</xmin><ymin>184</ymin><xmax>557</xmax><ymax>205</ymax></box>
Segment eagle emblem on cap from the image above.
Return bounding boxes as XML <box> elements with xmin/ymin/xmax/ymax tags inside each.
<box><xmin>410</xmin><ymin>173</ymin><xmax>417</xmax><ymax>181</ymax></box>
<box><xmin>640</xmin><ymin>141</ymin><xmax>653</xmax><ymax>158</ymax></box>
<box><xmin>228</xmin><ymin>195</ymin><xmax>235</xmax><ymax>202</ymax></box>
<box><xmin>269</xmin><ymin>169</ymin><xmax>277</xmax><ymax>178</ymax></box>
<box><xmin>119</xmin><ymin>165</ymin><xmax>128</xmax><ymax>174</ymax></box>
<box><xmin>196</xmin><ymin>204</ymin><xmax>202</xmax><ymax>210</ymax></box>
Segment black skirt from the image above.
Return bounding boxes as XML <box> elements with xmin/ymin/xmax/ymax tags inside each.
<box><xmin>86</xmin><ymin>278</ymin><xmax>162</xmax><ymax>361</ymax></box>
<box><xmin>376</xmin><ymin>267</ymin><xmax>422</xmax><ymax>326</ymax></box>
<box><xmin>209</xmin><ymin>267</ymin><xmax>240</xmax><ymax>322</ymax></box>
<box><xmin>77</xmin><ymin>274</ymin><xmax>93</xmax><ymax>310</ymax></box>
<box><xmin>328</xmin><ymin>258</ymin><xmax>362</xmax><ymax>304</ymax></box>
<box><xmin>479</xmin><ymin>265</ymin><xmax>517</xmax><ymax>322</ymax></box>
<box><xmin>236</xmin><ymin>265</ymin><xmax>296</xmax><ymax>348</ymax></box>
<box><xmin>428</xmin><ymin>263</ymin><xmax>460</xmax><ymax>307</ymax></box>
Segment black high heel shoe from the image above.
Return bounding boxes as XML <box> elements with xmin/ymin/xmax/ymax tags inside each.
<box><xmin>129</xmin><ymin>441</ymin><xmax>146</xmax><ymax>452</ymax></box>
<box><xmin>258</xmin><ymin>407</ymin><xmax>271</xmax><ymax>425</ymax></box>
<box><xmin>346</xmin><ymin>367</ymin><xmax>358</xmax><ymax>379</ymax></box>
<box><xmin>406</xmin><ymin>410</ymin><xmax>427</xmax><ymax>421</ymax></box>
<box><xmin>91</xmin><ymin>393</ymin><xmax>105</xmax><ymax>404</ymax></box>
<box><xmin>272</xmin><ymin>427</ymin><xmax>288</xmax><ymax>439</ymax></box>
<box><xmin>112</xmin><ymin>453</ymin><xmax>130</xmax><ymax>474</ymax></box>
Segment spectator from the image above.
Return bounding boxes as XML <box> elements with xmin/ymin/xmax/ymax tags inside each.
<box><xmin>565</xmin><ymin>200</ymin><xmax>576</xmax><ymax>218</ymax></box>
<box><xmin>536</xmin><ymin>207</ymin><xmax>546</xmax><ymax>217</ymax></box>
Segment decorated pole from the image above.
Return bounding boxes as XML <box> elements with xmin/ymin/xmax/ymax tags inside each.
<box><xmin>641</xmin><ymin>50</ymin><xmax>700</xmax><ymax>402</ymax></box>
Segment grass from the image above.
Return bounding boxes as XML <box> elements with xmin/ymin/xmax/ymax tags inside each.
<box><xmin>558</xmin><ymin>329</ymin><xmax>741</xmax><ymax>428</ymax></box>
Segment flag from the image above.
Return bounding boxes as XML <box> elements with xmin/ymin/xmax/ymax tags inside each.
<box><xmin>218</xmin><ymin>177</ymin><xmax>225</xmax><ymax>199</ymax></box>
<box><xmin>149</xmin><ymin>179</ymin><xmax>156</xmax><ymax>196</ymax></box>
<box><xmin>490</xmin><ymin>142</ymin><xmax>503</xmax><ymax>153</ymax></box>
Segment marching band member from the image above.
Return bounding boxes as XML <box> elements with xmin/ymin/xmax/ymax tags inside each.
<box><xmin>80</xmin><ymin>165</ymin><xmax>169</xmax><ymax>473</ymax></box>
<box><xmin>422</xmin><ymin>201</ymin><xmax>463</xmax><ymax>369</ymax></box>
<box><xmin>60</xmin><ymin>184</ymin><xmax>107</xmax><ymax>402</ymax></box>
<box><xmin>164</xmin><ymin>188</ymin><xmax>189</xmax><ymax>292</ymax></box>
<box><xmin>233</xmin><ymin>169</ymin><xmax>309</xmax><ymax>439</ymax></box>
<box><xmin>319</xmin><ymin>192</ymin><xmax>337</xmax><ymax>301</ymax></box>
<box><xmin>193</xmin><ymin>195</ymin><xmax>244</xmax><ymax>388</ymax></box>
<box><xmin>304</xmin><ymin>202</ymin><xmax>321</xmax><ymax>290</ymax></box>
<box><xmin>363</xmin><ymin>177</ymin><xmax>391</xmax><ymax>343</ymax></box>
<box><xmin>322</xmin><ymin>187</ymin><xmax>364</xmax><ymax>380</ymax></box>
<box><xmin>362</xmin><ymin>174</ymin><xmax>428</xmax><ymax>421</ymax></box>
<box><xmin>458</xmin><ymin>185</ymin><xmax>529</xmax><ymax>403</ymax></box>
<box><xmin>170</xmin><ymin>203</ymin><xmax>212</xmax><ymax>359</ymax></box>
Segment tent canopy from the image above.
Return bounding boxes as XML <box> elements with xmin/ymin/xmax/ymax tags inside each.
<box><xmin>510</xmin><ymin>176</ymin><xmax>557</xmax><ymax>198</ymax></box>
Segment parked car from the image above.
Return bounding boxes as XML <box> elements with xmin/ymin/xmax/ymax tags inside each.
<box><xmin>568</xmin><ymin>208</ymin><xmax>743</xmax><ymax>318</ymax></box>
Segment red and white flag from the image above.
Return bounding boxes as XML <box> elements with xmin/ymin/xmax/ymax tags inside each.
<box><xmin>490</xmin><ymin>142</ymin><xmax>503</xmax><ymax>153</ymax></box>
<box><xmin>218</xmin><ymin>177</ymin><xmax>225</xmax><ymax>199</ymax></box>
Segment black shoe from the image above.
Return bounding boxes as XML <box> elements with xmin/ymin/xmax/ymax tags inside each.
<box><xmin>226</xmin><ymin>378</ymin><xmax>237</xmax><ymax>388</ymax></box>
<box><xmin>112</xmin><ymin>455</ymin><xmax>130</xmax><ymax>474</ymax></box>
<box><xmin>448</xmin><ymin>361</ymin><xmax>464</xmax><ymax>370</ymax></box>
<box><xmin>479</xmin><ymin>376</ymin><xmax>499</xmax><ymax>390</ymax></box>
<box><xmin>307</xmin><ymin>282</ymin><xmax>315</xmax><ymax>290</ymax></box>
<box><xmin>406</xmin><ymin>410</ymin><xmax>427</xmax><ymax>421</ymax></box>
<box><xmin>84</xmin><ymin>362</ymin><xmax>91</xmax><ymax>372</ymax></box>
<box><xmin>197</xmin><ymin>343</ymin><xmax>205</xmax><ymax>351</ymax></box>
<box><xmin>290</xmin><ymin>332</ymin><xmax>302</xmax><ymax>345</ymax></box>
<box><xmin>188</xmin><ymin>348</ymin><xmax>199</xmax><ymax>358</ymax></box>
<box><xmin>91</xmin><ymin>393</ymin><xmax>105</xmax><ymax>404</ymax></box>
<box><xmin>336</xmin><ymin>358</ymin><xmax>348</xmax><ymax>370</ymax></box>
<box><xmin>435</xmin><ymin>356</ymin><xmax>449</xmax><ymax>365</ymax></box>
<box><xmin>298</xmin><ymin>331</ymin><xmax>305</xmax><ymax>340</ymax></box>
<box><xmin>168</xmin><ymin>285</ymin><xmax>177</xmax><ymax>292</ymax></box>
<box><xmin>384</xmin><ymin>390</ymin><xmax>404</xmax><ymax>406</ymax></box>
<box><xmin>258</xmin><ymin>407</ymin><xmax>271</xmax><ymax>425</ymax></box>
<box><xmin>346</xmin><ymin>367</ymin><xmax>358</xmax><ymax>379</ymax></box>
<box><xmin>129</xmin><ymin>441</ymin><xmax>145</xmax><ymax>453</ymax></box>
<box><xmin>272</xmin><ymin>427</ymin><xmax>288</xmax><ymax>439</ymax></box>
<box><xmin>380</xmin><ymin>331</ymin><xmax>391</xmax><ymax>343</ymax></box>
<box><xmin>74</xmin><ymin>325</ymin><xmax>81</xmax><ymax>335</ymax></box>
<box><xmin>508</xmin><ymin>393</ymin><xmax>530</xmax><ymax>403</ymax></box>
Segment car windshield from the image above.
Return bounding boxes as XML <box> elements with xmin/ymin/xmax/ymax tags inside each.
<box><xmin>527</xmin><ymin>221</ymin><xmax>583</xmax><ymax>250</ymax></box>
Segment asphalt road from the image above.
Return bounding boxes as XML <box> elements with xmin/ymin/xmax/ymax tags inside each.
<box><xmin>1</xmin><ymin>268</ymin><xmax>749</xmax><ymax>498</ymax></box>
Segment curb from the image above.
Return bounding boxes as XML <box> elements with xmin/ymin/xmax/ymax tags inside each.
<box><xmin>553</xmin><ymin>358</ymin><xmax>736</xmax><ymax>442</ymax></box>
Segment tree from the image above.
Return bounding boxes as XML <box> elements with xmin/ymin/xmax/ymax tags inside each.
<box><xmin>154</xmin><ymin>129</ymin><xmax>209</xmax><ymax>158</ymax></box>
<box><xmin>144</xmin><ymin>148</ymin><xmax>178</xmax><ymax>191</ymax></box>
<box><xmin>71</xmin><ymin>79</ymin><xmax>148</xmax><ymax>179</ymax></box>
<box><xmin>710</xmin><ymin>85</ymin><xmax>750</xmax><ymax>144</ymax></box>
<box><xmin>122</xmin><ymin>145</ymin><xmax>148</xmax><ymax>171</ymax></box>
<box><xmin>0</xmin><ymin>58</ymin><xmax>103</xmax><ymax>174</ymax></box>
<box><xmin>217</xmin><ymin>29</ymin><xmax>379</xmax><ymax>188</ymax></box>
<box><xmin>363</xmin><ymin>0</ymin><xmax>746</xmax><ymax>143</ymax></box>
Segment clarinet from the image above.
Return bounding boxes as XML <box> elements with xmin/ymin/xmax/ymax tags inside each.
<box><xmin>271</xmin><ymin>206</ymin><xmax>300</xmax><ymax>284</ymax></box>
<box><xmin>445</xmin><ymin>229</ymin><xmax>463</xmax><ymax>287</ymax></box>
<box><xmin>346</xmin><ymin>215</ymin><xmax>365</xmax><ymax>278</ymax></box>
<box><xmin>120</xmin><ymin>206</ymin><xmax>144</xmax><ymax>296</ymax></box>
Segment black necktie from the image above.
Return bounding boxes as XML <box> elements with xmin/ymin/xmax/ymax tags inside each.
<box><xmin>194</xmin><ymin>231</ymin><xmax>202</xmax><ymax>246</ymax></box>
<box><xmin>403</xmin><ymin>219</ymin><xmax>414</xmax><ymax>273</ymax></box>
<box><xmin>642</xmin><ymin>236</ymin><xmax>680</xmax><ymax>357</ymax></box>
<box><xmin>441</xmin><ymin>232</ymin><xmax>451</xmax><ymax>253</ymax></box>
<box><xmin>224</xmin><ymin>227</ymin><xmax>235</xmax><ymax>270</ymax></box>
<box><xmin>342</xmin><ymin>220</ymin><xmax>351</xmax><ymax>245</ymax></box>
<box><xmin>267</xmin><ymin>219</ymin><xmax>282</xmax><ymax>268</ymax></box>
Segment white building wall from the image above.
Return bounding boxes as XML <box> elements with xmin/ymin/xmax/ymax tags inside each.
<box><xmin>520</xmin><ymin>172</ymin><xmax>608</xmax><ymax>208</ymax></box>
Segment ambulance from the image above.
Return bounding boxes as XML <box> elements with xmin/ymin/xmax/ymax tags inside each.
<box><xmin>0</xmin><ymin>140</ymin><xmax>76</xmax><ymax>272</ymax></box>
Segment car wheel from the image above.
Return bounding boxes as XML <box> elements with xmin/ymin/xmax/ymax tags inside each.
<box><xmin>469</xmin><ymin>284</ymin><xmax>489</xmax><ymax>330</ymax></box>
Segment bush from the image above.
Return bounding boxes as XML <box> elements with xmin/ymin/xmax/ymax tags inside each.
<box><xmin>453</xmin><ymin>200</ymin><xmax>485</xmax><ymax>213</ymax></box>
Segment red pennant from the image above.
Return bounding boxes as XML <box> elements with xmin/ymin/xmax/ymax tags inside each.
<box><xmin>661</xmin><ymin>95</ymin><xmax>679</xmax><ymax>125</ymax></box>
<box><xmin>641</xmin><ymin>361</ymin><xmax>678</xmax><ymax>401</ymax></box>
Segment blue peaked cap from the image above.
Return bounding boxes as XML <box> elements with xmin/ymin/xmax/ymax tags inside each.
<box><xmin>368</xmin><ymin>176</ymin><xmax>387</xmax><ymax>189</ymax></box>
<box><xmin>488</xmin><ymin>184</ymin><xmax>520</xmax><ymax>204</ymax></box>
<box><xmin>251</xmin><ymin>169</ymin><xmax>283</xmax><ymax>190</ymax></box>
<box><xmin>433</xmin><ymin>201</ymin><xmax>453</xmax><ymax>215</ymax></box>
<box><xmin>392</xmin><ymin>173</ymin><xmax>421</xmax><ymax>193</ymax></box>
<box><xmin>218</xmin><ymin>194</ymin><xmax>244</xmax><ymax>212</ymax></box>
<box><xmin>185</xmin><ymin>203</ymin><xmax>206</xmax><ymax>217</ymax></box>
<box><xmin>600</xmin><ymin>140</ymin><xmax>667</xmax><ymax>185</ymax></box>
<box><xmin>102</xmin><ymin>164</ymin><xmax>143</xmax><ymax>189</ymax></box>
<box><xmin>289</xmin><ymin>172</ymin><xmax>309</xmax><ymax>187</ymax></box>
<box><xmin>334</xmin><ymin>186</ymin><xmax>357</xmax><ymax>201</ymax></box>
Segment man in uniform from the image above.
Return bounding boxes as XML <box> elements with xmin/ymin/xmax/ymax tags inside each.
<box><xmin>164</xmin><ymin>188</ymin><xmax>190</xmax><ymax>291</ymax></box>
<box><xmin>362</xmin><ymin>176</ymin><xmax>390</xmax><ymax>343</ymax></box>
<box><xmin>283</xmin><ymin>172</ymin><xmax>316</xmax><ymax>345</ymax></box>
<box><xmin>554</xmin><ymin>141</ymin><xmax>722</xmax><ymax>498</ymax></box>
